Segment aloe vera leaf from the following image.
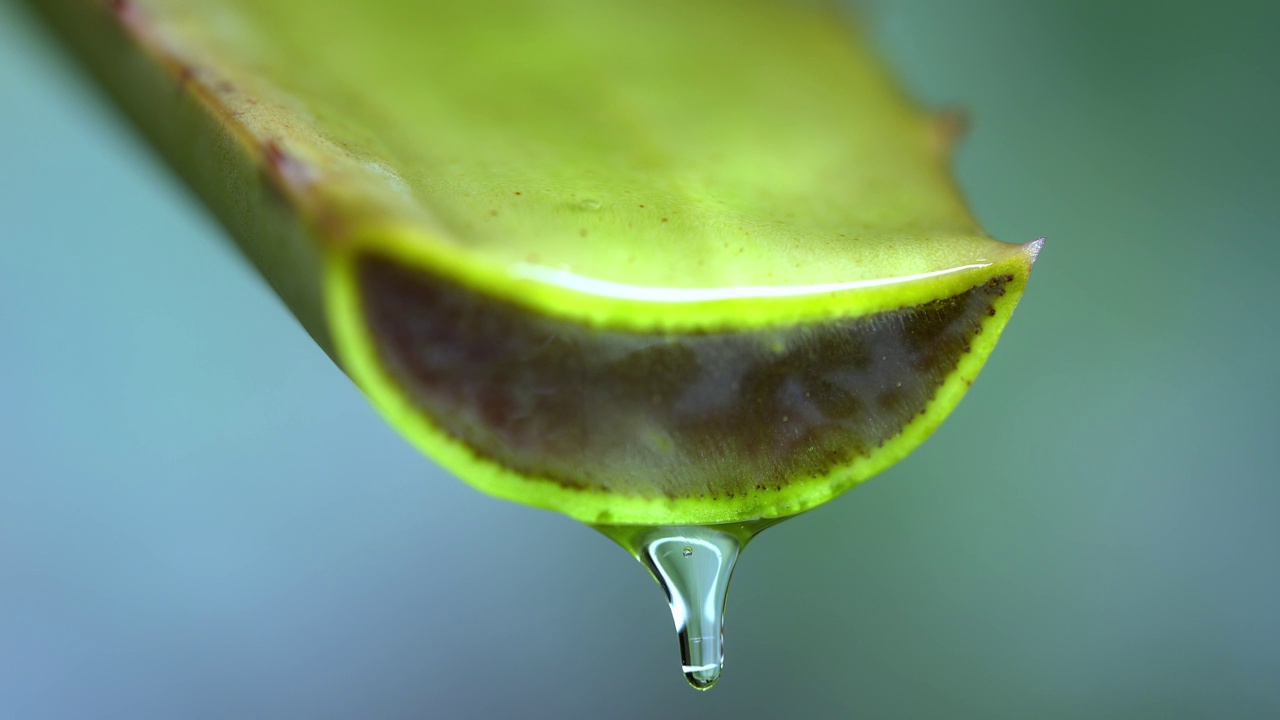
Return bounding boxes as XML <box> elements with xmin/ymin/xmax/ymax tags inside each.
<box><xmin>29</xmin><ymin>0</ymin><xmax>1041</xmax><ymax>525</ymax></box>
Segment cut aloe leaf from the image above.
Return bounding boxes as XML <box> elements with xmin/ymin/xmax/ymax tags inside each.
<box><xmin>30</xmin><ymin>0</ymin><xmax>1041</xmax><ymax>526</ymax></box>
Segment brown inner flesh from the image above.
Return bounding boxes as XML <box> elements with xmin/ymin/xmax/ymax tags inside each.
<box><xmin>359</xmin><ymin>255</ymin><xmax>1008</xmax><ymax>499</ymax></box>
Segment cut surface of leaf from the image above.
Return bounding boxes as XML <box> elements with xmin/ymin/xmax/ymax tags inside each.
<box><xmin>31</xmin><ymin>0</ymin><xmax>1041</xmax><ymax>525</ymax></box>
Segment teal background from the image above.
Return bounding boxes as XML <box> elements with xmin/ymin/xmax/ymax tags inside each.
<box><xmin>2</xmin><ymin>1</ymin><xmax>1277</xmax><ymax>717</ymax></box>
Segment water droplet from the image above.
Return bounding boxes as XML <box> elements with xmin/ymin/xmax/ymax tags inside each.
<box><xmin>594</xmin><ymin>518</ymin><xmax>779</xmax><ymax>690</ymax></box>
<box><xmin>578</xmin><ymin>198</ymin><xmax>602</xmax><ymax>211</ymax></box>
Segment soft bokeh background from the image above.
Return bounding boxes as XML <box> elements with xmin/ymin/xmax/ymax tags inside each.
<box><xmin>2</xmin><ymin>1</ymin><xmax>1277</xmax><ymax>717</ymax></box>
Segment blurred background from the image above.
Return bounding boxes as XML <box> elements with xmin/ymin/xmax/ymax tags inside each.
<box><xmin>1</xmin><ymin>0</ymin><xmax>1277</xmax><ymax>717</ymax></box>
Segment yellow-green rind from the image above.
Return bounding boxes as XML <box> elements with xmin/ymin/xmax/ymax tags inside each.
<box><xmin>323</xmin><ymin>221</ymin><xmax>1032</xmax><ymax>331</ymax></box>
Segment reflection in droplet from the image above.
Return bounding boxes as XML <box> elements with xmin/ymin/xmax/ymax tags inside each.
<box><xmin>594</xmin><ymin>519</ymin><xmax>779</xmax><ymax>690</ymax></box>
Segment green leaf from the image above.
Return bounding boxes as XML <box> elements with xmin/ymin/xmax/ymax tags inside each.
<box><xmin>30</xmin><ymin>0</ymin><xmax>1041</xmax><ymax>525</ymax></box>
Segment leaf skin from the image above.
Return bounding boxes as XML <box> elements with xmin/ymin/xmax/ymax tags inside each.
<box><xmin>28</xmin><ymin>0</ymin><xmax>1041</xmax><ymax>524</ymax></box>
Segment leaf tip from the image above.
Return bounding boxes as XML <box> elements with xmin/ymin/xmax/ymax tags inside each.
<box><xmin>1021</xmin><ymin>237</ymin><xmax>1046</xmax><ymax>266</ymax></box>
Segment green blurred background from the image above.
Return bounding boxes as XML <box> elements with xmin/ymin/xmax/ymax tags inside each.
<box><xmin>1</xmin><ymin>0</ymin><xmax>1277</xmax><ymax>717</ymax></box>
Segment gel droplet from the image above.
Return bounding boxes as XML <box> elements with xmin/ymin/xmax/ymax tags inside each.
<box><xmin>595</xmin><ymin>519</ymin><xmax>779</xmax><ymax>690</ymax></box>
